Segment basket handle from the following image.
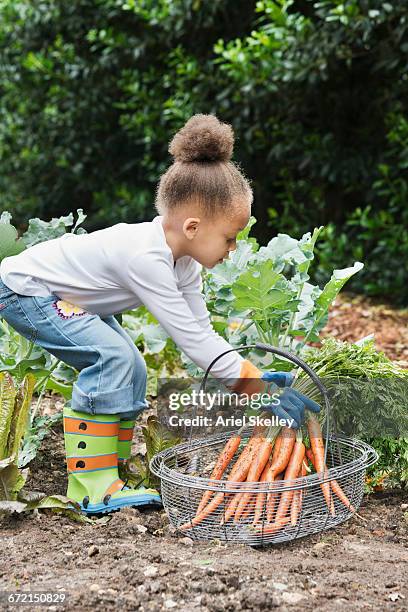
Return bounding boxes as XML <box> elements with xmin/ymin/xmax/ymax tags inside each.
<box><xmin>196</xmin><ymin>343</ymin><xmax>335</xmax><ymax>465</ymax></box>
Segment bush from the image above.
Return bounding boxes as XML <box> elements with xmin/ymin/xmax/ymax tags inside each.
<box><xmin>0</xmin><ymin>0</ymin><xmax>256</xmax><ymax>229</ymax></box>
<box><xmin>314</xmin><ymin>110</ymin><xmax>408</xmax><ymax>304</ymax></box>
<box><xmin>0</xmin><ymin>0</ymin><xmax>407</xmax><ymax>301</ymax></box>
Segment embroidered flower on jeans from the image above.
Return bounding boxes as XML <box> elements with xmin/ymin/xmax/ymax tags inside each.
<box><xmin>53</xmin><ymin>299</ymin><xmax>88</xmax><ymax>319</ymax></box>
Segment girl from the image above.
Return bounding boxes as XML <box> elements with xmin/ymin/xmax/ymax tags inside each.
<box><xmin>0</xmin><ymin>114</ymin><xmax>317</xmax><ymax>515</ymax></box>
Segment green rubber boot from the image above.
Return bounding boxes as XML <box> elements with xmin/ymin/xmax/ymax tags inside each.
<box><xmin>118</xmin><ymin>418</ymin><xmax>136</xmax><ymax>465</ymax></box>
<box><xmin>63</xmin><ymin>406</ymin><xmax>161</xmax><ymax>515</ymax></box>
<box><xmin>117</xmin><ymin>417</ymin><xmax>141</xmax><ymax>489</ymax></box>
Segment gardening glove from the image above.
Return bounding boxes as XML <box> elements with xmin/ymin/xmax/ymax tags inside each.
<box><xmin>230</xmin><ymin>361</ymin><xmax>320</xmax><ymax>428</ymax></box>
<box><xmin>261</xmin><ymin>370</ymin><xmax>318</xmax><ymax>428</ymax></box>
<box><xmin>230</xmin><ymin>360</ymin><xmax>272</xmax><ymax>396</ymax></box>
<box><xmin>261</xmin><ymin>371</ymin><xmax>295</xmax><ymax>388</ymax></box>
<box><xmin>231</xmin><ymin>360</ymin><xmax>295</xmax><ymax>396</ymax></box>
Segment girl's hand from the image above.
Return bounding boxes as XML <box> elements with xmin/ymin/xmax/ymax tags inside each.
<box><xmin>261</xmin><ymin>370</ymin><xmax>320</xmax><ymax>428</ymax></box>
<box><xmin>260</xmin><ymin>370</ymin><xmax>294</xmax><ymax>387</ymax></box>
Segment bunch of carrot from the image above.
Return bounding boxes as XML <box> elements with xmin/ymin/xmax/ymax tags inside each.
<box><xmin>179</xmin><ymin>415</ymin><xmax>355</xmax><ymax>534</ymax></box>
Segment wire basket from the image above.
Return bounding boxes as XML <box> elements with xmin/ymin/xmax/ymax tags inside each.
<box><xmin>150</xmin><ymin>344</ymin><xmax>378</xmax><ymax>546</ymax></box>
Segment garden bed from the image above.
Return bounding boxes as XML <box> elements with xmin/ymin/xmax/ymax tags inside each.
<box><xmin>1</xmin><ymin>293</ymin><xmax>407</xmax><ymax>610</ymax></box>
<box><xmin>1</xmin><ymin>408</ymin><xmax>407</xmax><ymax>611</ymax></box>
<box><xmin>323</xmin><ymin>293</ymin><xmax>408</xmax><ymax>366</ymax></box>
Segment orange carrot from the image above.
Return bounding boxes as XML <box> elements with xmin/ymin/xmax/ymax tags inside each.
<box><xmin>251</xmin><ymin>516</ymin><xmax>290</xmax><ymax>535</ymax></box>
<box><xmin>241</xmin><ymin>501</ymin><xmax>252</xmax><ymax>520</ymax></box>
<box><xmin>251</xmin><ymin>429</ymin><xmax>292</xmax><ymax>525</ymax></box>
<box><xmin>221</xmin><ymin>491</ymin><xmax>243</xmax><ymax>524</ymax></box>
<box><xmin>196</xmin><ymin>433</ymin><xmax>241</xmax><ymax>515</ymax></box>
<box><xmin>264</xmin><ymin>473</ymin><xmax>283</xmax><ymax>523</ymax></box>
<box><xmin>305</xmin><ymin>447</ymin><xmax>315</xmax><ymax>465</ymax></box>
<box><xmin>271</xmin><ymin>434</ymin><xmax>282</xmax><ymax>463</ymax></box>
<box><xmin>330</xmin><ymin>479</ymin><xmax>356</xmax><ymax>513</ymax></box>
<box><xmin>179</xmin><ymin>437</ymin><xmax>262</xmax><ymax>530</ymax></box>
<box><xmin>227</xmin><ymin>435</ymin><xmax>262</xmax><ymax>481</ymax></box>
<box><xmin>234</xmin><ymin>427</ymin><xmax>279</xmax><ymax>522</ymax></box>
<box><xmin>290</xmin><ymin>484</ymin><xmax>301</xmax><ymax>527</ymax></box>
<box><xmin>238</xmin><ymin>493</ymin><xmax>258</xmax><ymax>521</ymax></box>
<box><xmin>252</xmin><ymin>456</ymin><xmax>273</xmax><ymax>524</ymax></box>
<box><xmin>273</xmin><ymin>431</ymin><xmax>306</xmax><ymax>525</ymax></box>
<box><xmin>307</xmin><ymin>416</ymin><xmax>335</xmax><ymax>516</ymax></box>
<box><xmin>268</xmin><ymin>427</ymin><xmax>296</xmax><ymax>478</ymax></box>
<box><xmin>265</xmin><ymin>427</ymin><xmax>296</xmax><ymax>521</ymax></box>
<box><xmin>215</xmin><ymin>435</ymin><xmax>265</xmax><ymax>523</ymax></box>
<box><xmin>306</xmin><ymin>447</ymin><xmax>355</xmax><ymax>513</ymax></box>
<box><xmin>290</xmin><ymin>461</ymin><xmax>307</xmax><ymax>526</ymax></box>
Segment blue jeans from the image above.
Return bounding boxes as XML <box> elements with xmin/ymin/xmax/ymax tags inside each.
<box><xmin>0</xmin><ymin>277</ymin><xmax>148</xmax><ymax>419</ymax></box>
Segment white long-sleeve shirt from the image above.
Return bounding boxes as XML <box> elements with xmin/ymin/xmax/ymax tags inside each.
<box><xmin>0</xmin><ymin>215</ymin><xmax>244</xmax><ymax>381</ymax></box>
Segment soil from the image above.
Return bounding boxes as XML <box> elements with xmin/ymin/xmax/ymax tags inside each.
<box><xmin>2</xmin><ymin>411</ymin><xmax>408</xmax><ymax>612</ymax></box>
<box><xmin>1</xmin><ymin>292</ymin><xmax>408</xmax><ymax>611</ymax></box>
<box><xmin>323</xmin><ymin>293</ymin><xmax>408</xmax><ymax>366</ymax></box>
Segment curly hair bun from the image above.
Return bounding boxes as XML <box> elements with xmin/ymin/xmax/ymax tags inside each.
<box><xmin>169</xmin><ymin>114</ymin><xmax>234</xmax><ymax>163</ymax></box>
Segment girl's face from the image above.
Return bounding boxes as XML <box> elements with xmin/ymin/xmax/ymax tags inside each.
<box><xmin>186</xmin><ymin>206</ymin><xmax>250</xmax><ymax>269</ymax></box>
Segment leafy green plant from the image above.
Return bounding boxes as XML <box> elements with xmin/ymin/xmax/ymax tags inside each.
<box><xmin>294</xmin><ymin>337</ymin><xmax>408</xmax><ymax>490</ymax></box>
<box><xmin>0</xmin><ymin>370</ymin><xmax>104</xmax><ymax>521</ymax></box>
<box><xmin>365</xmin><ymin>437</ymin><xmax>408</xmax><ymax>491</ymax></box>
<box><xmin>1</xmin><ymin>490</ymin><xmax>111</xmax><ymax>524</ymax></box>
<box><xmin>122</xmin><ymin>307</ymin><xmax>183</xmax><ymax>395</ymax></box>
<box><xmin>0</xmin><ymin>372</ymin><xmax>73</xmax><ymax>517</ymax></box>
<box><xmin>0</xmin><ymin>306</ymin><xmax>76</xmax><ymax>422</ymax></box>
<box><xmin>0</xmin><ymin>372</ymin><xmax>35</xmax><ymax>501</ymax></box>
<box><xmin>0</xmin><ymin>208</ymin><xmax>87</xmax><ymax>261</ymax></box>
<box><xmin>0</xmin><ymin>209</ymin><xmax>86</xmax><ymax>466</ymax></box>
<box><xmin>120</xmin><ymin>415</ymin><xmax>181</xmax><ymax>490</ymax></box>
<box><xmin>0</xmin><ymin>212</ymin><xmax>26</xmax><ymax>260</ymax></box>
<box><xmin>296</xmin><ymin>337</ymin><xmax>408</xmax><ymax>431</ymax></box>
<box><xmin>0</xmin><ymin>0</ymin><xmax>406</xmax><ymax>303</ymax></box>
<box><xmin>21</xmin><ymin>209</ymin><xmax>88</xmax><ymax>247</ymax></box>
<box><xmin>182</xmin><ymin>218</ymin><xmax>363</xmax><ymax>374</ymax></box>
<box><xmin>19</xmin><ymin>412</ymin><xmax>62</xmax><ymax>468</ymax></box>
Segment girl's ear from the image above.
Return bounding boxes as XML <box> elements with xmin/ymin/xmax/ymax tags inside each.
<box><xmin>183</xmin><ymin>217</ymin><xmax>201</xmax><ymax>240</ymax></box>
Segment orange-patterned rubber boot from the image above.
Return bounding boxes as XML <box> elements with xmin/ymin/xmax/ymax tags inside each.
<box><xmin>63</xmin><ymin>407</ymin><xmax>161</xmax><ymax>515</ymax></box>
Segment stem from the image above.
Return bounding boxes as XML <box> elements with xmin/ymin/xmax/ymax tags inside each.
<box><xmin>282</xmin><ymin>228</ymin><xmax>324</xmax><ymax>350</ymax></box>
<box><xmin>231</xmin><ymin>319</ymin><xmax>253</xmax><ymax>337</ymax></box>
<box><xmin>0</xmin><ymin>318</ymin><xmax>9</xmax><ymax>335</ymax></box>
<box><xmin>31</xmin><ymin>358</ymin><xmax>61</xmax><ymax>422</ymax></box>
<box><xmin>266</xmin><ymin>424</ymin><xmax>281</xmax><ymax>444</ymax></box>
<box><xmin>280</xmin><ymin>280</ymin><xmax>306</xmax><ymax>350</ymax></box>
<box><xmin>33</xmin><ymin>358</ymin><xmax>60</xmax><ymax>394</ymax></box>
<box><xmin>274</xmin><ymin>322</ymin><xmax>282</xmax><ymax>347</ymax></box>
<box><xmin>254</xmin><ymin>320</ymin><xmax>267</xmax><ymax>344</ymax></box>
<box><xmin>255</xmin><ymin>320</ymin><xmax>275</xmax><ymax>349</ymax></box>
<box><xmin>24</xmin><ymin>341</ymin><xmax>35</xmax><ymax>360</ymax></box>
<box><xmin>31</xmin><ymin>385</ymin><xmax>47</xmax><ymax>424</ymax></box>
<box><xmin>302</xmin><ymin>458</ymin><xmax>311</xmax><ymax>473</ymax></box>
<box><xmin>281</xmin><ymin>310</ymin><xmax>297</xmax><ymax>350</ymax></box>
<box><xmin>301</xmin><ymin>324</ymin><xmax>317</xmax><ymax>349</ymax></box>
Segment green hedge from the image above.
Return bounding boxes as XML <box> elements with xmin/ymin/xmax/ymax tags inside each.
<box><xmin>0</xmin><ymin>1</ymin><xmax>407</xmax><ymax>302</ymax></box>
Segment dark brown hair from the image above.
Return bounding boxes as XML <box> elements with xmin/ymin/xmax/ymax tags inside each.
<box><xmin>155</xmin><ymin>114</ymin><xmax>253</xmax><ymax>218</ymax></box>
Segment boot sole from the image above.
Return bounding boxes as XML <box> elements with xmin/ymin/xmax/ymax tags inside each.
<box><xmin>68</xmin><ymin>494</ymin><xmax>162</xmax><ymax>516</ymax></box>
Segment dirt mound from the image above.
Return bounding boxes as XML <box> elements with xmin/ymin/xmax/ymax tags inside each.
<box><xmin>323</xmin><ymin>293</ymin><xmax>408</xmax><ymax>367</ymax></box>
